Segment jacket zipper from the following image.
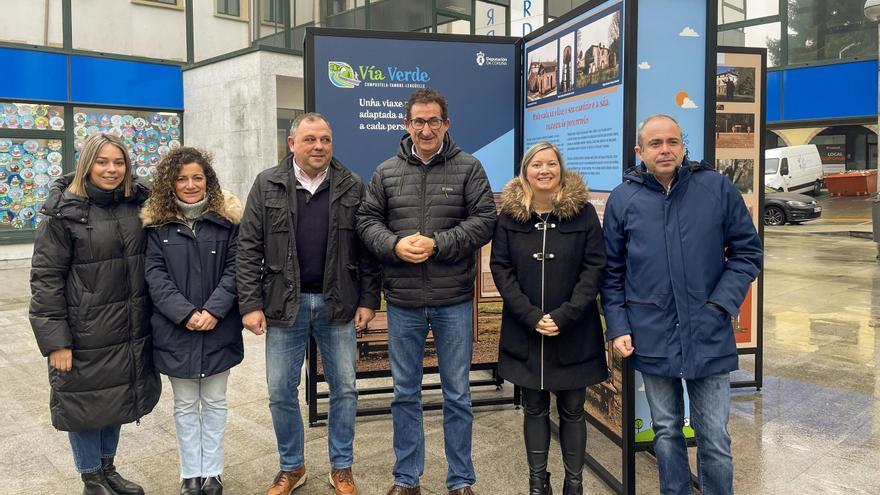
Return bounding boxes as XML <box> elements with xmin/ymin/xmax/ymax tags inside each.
<box><xmin>420</xmin><ymin>165</ymin><xmax>428</xmax><ymax>306</ymax></box>
<box><xmin>539</xmin><ymin>213</ymin><xmax>549</xmax><ymax>390</ymax></box>
<box><xmin>111</xmin><ymin>207</ymin><xmax>140</xmax><ymax>420</ymax></box>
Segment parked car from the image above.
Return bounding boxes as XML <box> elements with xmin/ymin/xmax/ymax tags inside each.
<box><xmin>763</xmin><ymin>186</ymin><xmax>822</xmax><ymax>226</ymax></box>
<box><xmin>765</xmin><ymin>144</ymin><xmax>824</xmax><ymax>195</ymax></box>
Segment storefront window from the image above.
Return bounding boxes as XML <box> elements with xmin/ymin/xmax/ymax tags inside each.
<box><xmin>476</xmin><ymin>1</ymin><xmax>508</xmax><ymax>36</ymax></box>
<box><xmin>73</xmin><ymin>107</ymin><xmax>182</xmax><ymax>181</ymax></box>
<box><xmin>786</xmin><ymin>0</ymin><xmax>877</xmax><ymax>65</ymax></box>
<box><xmin>0</xmin><ymin>103</ymin><xmax>64</xmax><ymax>131</ymax></box>
<box><xmin>718</xmin><ymin>0</ymin><xmax>779</xmax><ymax>25</ymax></box>
<box><xmin>0</xmin><ymin>137</ymin><xmax>64</xmax><ymax>231</ymax></box>
<box><xmin>719</xmin><ymin>22</ymin><xmax>782</xmax><ymax>67</ymax></box>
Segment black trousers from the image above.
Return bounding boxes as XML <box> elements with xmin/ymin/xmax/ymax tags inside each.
<box><xmin>522</xmin><ymin>387</ymin><xmax>586</xmax><ymax>485</ymax></box>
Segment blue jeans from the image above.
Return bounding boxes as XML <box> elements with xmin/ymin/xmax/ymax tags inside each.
<box><xmin>387</xmin><ymin>300</ymin><xmax>475</xmax><ymax>490</ymax></box>
<box><xmin>168</xmin><ymin>370</ymin><xmax>230</xmax><ymax>478</ymax></box>
<box><xmin>642</xmin><ymin>372</ymin><xmax>733</xmax><ymax>495</ymax></box>
<box><xmin>266</xmin><ymin>293</ymin><xmax>358</xmax><ymax>471</ymax></box>
<box><xmin>68</xmin><ymin>424</ymin><xmax>121</xmax><ymax>474</ymax></box>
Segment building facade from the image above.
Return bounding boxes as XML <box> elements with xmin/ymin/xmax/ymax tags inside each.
<box><xmin>0</xmin><ymin>0</ymin><xmax>876</xmax><ymax>262</ymax></box>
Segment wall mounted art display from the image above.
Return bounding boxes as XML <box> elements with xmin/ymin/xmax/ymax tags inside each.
<box><xmin>0</xmin><ymin>137</ymin><xmax>63</xmax><ymax>230</ymax></box>
<box><xmin>0</xmin><ymin>103</ymin><xmax>65</xmax><ymax>131</ymax></box>
<box><xmin>73</xmin><ymin>107</ymin><xmax>182</xmax><ymax>182</ymax></box>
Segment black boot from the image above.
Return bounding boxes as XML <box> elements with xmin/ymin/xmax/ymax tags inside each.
<box><xmin>528</xmin><ymin>471</ymin><xmax>552</xmax><ymax>495</ymax></box>
<box><xmin>558</xmin><ymin>390</ymin><xmax>586</xmax><ymax>495</ymax></box>
<box><xmin>202</xmin><ymin>475</ymin><xmax>223</xmax><ymax>495</ymax></box>
<box><xmin>101</xmin><ymin>457</ymin><xmax>144</xmax><ymax>495</ymax></box>
<box><xmin>81</xmin><ymin>471</ymin><xmax>117</xmax><ymax>495</ymax></box>
<box><xmin>180</xmin><ymin>477</ymin><xmax>202</xmax><ymax>495</ymax></box>
<box><xmin>523</xmin><ymin>388</ymin><xmax>553</xmax><ymax>495</ymax></box>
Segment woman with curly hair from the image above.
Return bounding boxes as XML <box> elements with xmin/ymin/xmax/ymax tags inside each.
<box><xmin>141</xmin><ymin>147</ymin><xmax>244</xmax><ymax>495</ymax></box>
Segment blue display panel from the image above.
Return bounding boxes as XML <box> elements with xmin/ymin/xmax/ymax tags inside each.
<box><xmin>781</xmin><ymin>60</ymin><xmax>877</xmax><ymax>122</ymax></box>
<box><xmin>766</xmin><ymin>70</ymin><xmax>782</xmax><ymax>123</ymax></box>
<box><xmin>0</xmin><ymin>48</ymin><xmax>67</xmax><ymax>102</ymax></box>
<box><xmin>70</xmin><ymin>56</ymin><xmax>183</xmax><ymax>110</ymax></box>
<box><xmin>310</xmin><ymin>32</ymin><xmax>517</xmax><ymax>190</ymax></box>
<box><xmin>522</xmin><ymin>0</ymin><xmax>625</xmax><ymax>193</ymax></box>
<box><xmin>636</xmin><ymin>0</ymin><xmax>707</xmax><ymax>161</ymax></box>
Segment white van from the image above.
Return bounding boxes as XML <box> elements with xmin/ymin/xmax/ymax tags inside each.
<box><xmin>765</xmin><ymin>144</ymin><xmax>824</xmax><ymax>195</ymax></box>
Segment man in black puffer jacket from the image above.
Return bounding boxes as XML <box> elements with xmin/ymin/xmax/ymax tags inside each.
<box><xmin>357</xmin><ymin>89</ymin><xmax>496</xmax><ymax>495</ymax></box>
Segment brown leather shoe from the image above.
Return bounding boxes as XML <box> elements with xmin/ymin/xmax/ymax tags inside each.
<box><xmin>448</xmin><ymin>487</ymin><xmax>475</xmax><ymax>495</ymax></box>
<box><xmin>386</xmin><ymin>484</ymin><xmax>421</xmax><ymax>495</ymax></box>
<box><xmin>266</xmin><ymin>467</ymin><xmax>306</xmax><ymax>495</ymax></box>
<box><xmin>329</xmin><ymin>468</ymin><xmax>357</xmax><ymax>495</ymax></box>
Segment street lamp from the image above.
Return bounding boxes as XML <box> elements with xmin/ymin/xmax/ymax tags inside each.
<box><xmin>865</xmin><ymin>1</ymin><xmax>880</xmax><ymax>257</ymax></box>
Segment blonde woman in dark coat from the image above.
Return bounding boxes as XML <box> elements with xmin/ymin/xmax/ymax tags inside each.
<box><xmin>29</xmin><ymin>133</ymin><xmax>160</xmax><ymax>495</ymax></box>
<box><xmin>491</xmin><ymin>142</ymin><xmax>607</xmax><ymax>495</ymax></box>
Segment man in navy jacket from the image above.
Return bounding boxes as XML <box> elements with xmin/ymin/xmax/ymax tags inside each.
<box><xmin>601</xmin><ymin>114</ymin><xmax>762</xmax><ymax>495</ymax></box>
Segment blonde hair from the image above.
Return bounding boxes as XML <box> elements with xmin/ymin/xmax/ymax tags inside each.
<box><xmin>518</xmin><ymin>141</ymin><xmax>568</xmax><ymax>212</ymax></box>
<box><xmin>68</xmin><ymin>133</ymin><xmax>133</xmax><ymax>197</ymax></box>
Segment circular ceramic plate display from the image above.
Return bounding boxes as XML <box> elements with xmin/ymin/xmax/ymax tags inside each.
<box><xmin>133</xmin><ymin>117</ymin><xmax>146</xmax><ymax>130</ymax></box>
<box><xmin>9</xmin><ymin>145</ymin><xmax>23</xmax><ymax>158</ymax></box>
<box><xmin>8</xmin><ymin>186</ymin><xmax>23</xmax><ymax>201</ymax></box>
<box><xmin>135</xmin><ymin>154</ymin><xmax>146</xmax><ymax>166</ymax></box>
<box><xmin>111</xmin><ymin>114</ymin><xmax>122</xmax><ymax>126</ymax></box>
<box><xmin>47</xmin><ymin>164</ymin><xmax>63</xmax><ymax>177</ymax></box>
<box><xmin>136</xmin><ymin>166</ymin><xmax>150</xmax><ymax>177</ymax></box>
<box><xmin>7</xmin><ymin>161</ymin><xmax>20</xmax><ymax>172</ymax></box>
<box><xmin>168</xmin><ymin>115</ymin><xmax>180</xmax><ymax>127</ymax></box>
<box><xmin>17</xmin><ymin>104</ymin><xmax>33</xmax><ymax>116</ymax></box>
<box><xmin>47</xmin><ymin>139</ymin><xmax>62</xmax><ymax>151</ymax></box>
<box><xmin>2</xmin><ymin>103</ymin><xmax>16</xmax><ymax>115</ymax></box>
<box><xmin>34</xmin><ymin>174</ymin><xmax>50</xmax><ymax>186</ymax></box>
<box><xmin>23</xmin><ymin>140</ymin><xmax>39</xmax><ymax>154</ymax></box>
<box><xmin>86</xmin><ymin>125</ymin><xmax>99</xmax><ymax>135</ymax></box>
<box><xmin>158</xmin><ymin>134</ymin><xmax>169</xmax><ymax>146</ymax></box>
<box><xmin>20</xmin><ymin>207</ymin><xmax>36</xmax><ymax>221</ymax></box>
<box><xmin>150</xmin><ymin>113</ymin><xmax>163</xmax><ymax>126</ymax></box>
<box><xmin>33</xmin><ymin>147</ymin><xmax>48</xmax><ymax>159</ymax></box>
<box><xmin>109</xmin><ymin>127</ymin><xmax>122</xmax><ymax>138</ymax></box>
<box><xmin>47</xmin><ymin>152</ymin><xmax>62</xmax><ymax>164</ymax></box>
<box><xmin>0</xmin><ymin>183</ymin><xmax>8</xmax><ymax>195</ymax></box>
<box><xmin>20</xmin><ymin>155</ymin><xmax>34</xmax><ymax>168</ymax></box>
<box><xmin>35</xmin><ymin>116</ymin><xmax>49</xmax><ymax>130</ymax></box>
<box><xmin>158</xmin><ymin>122</ymin><xmax>169</xmax><ymax>133</ymax></box>
<box><xmin>134</xmin><ymin>142</ymin><xmax>146</xmax><ymax>155</ymax></box>
<box><xmin>74</xmin><ymin>127</ymin><xmax>88</xmax><ymax>138</ymax></box>
<box><xmin>20</xmin><ymin>116</ymin><xmax>35</xmax><ymax>129</ymax></box>
<box><xmin>122</xmin><ymin>114</ymin><xmax>134</xmax><ymax>126</ymax></box>
<box><xmin>49</xmin><ymin>116</ymin><xmax>64</xmax><ymax>130</ymax></box>
<box><xmin>21</xmin><ymin>169</ymin><xmax>35</xmax><ymax>181</ymax></box>
<box><xmin>6</xmin><ymin>116</ymin><xmax>19</xmax><ymax>128</ymax></box>
<box><xmin>87</xmin><ymin>113</ymin><xmax>99</xmax><ymax>125</ymax></box>
<box><xmin>0</xmin><ymin>140</ymin><xmax>10</xmax><ymax>153</ymax></box>
<box><xmin>147</xmin><ymin>141</ymin><xmax>158</xmax><ymax>154</ymax></box>
<box><xmin>146</xmin><ymin>129</ymin><xmax>159</xmax><ymax>141</ymax></box>
<box><xmin>158</xmin><ymin>145</ymin><xmax>170</xmax><ymax>156</ymax></box>
<box><xmin>170</xmin><ymin>128</ymin><xmax>181</xmax><ymax>139</ymax></box>
<box><xmin>34</xmin><ymin>105</ymin><xmax>48</xmax><ymax>117</ymax></box>
<box><xmin>99</xmin><ymin>114</ymin><xmax>112</xmax><ymax>127</ymax></box>
<box><xmin>35</xmin><ymin>186</ymin><xmax>49</xmax><ymax>200</ymax></box>
<box><xmin>148</xmin><ymin>166</ymin><xmax>157</xmax><ymax>176</ymax></box>
<box><xmin>147</xmin><ymin>153</ymin><xmax>160</xmax><ymax>166</ymax></box>
<box><xmin>122</xmin><ymin>127</ymin><xmax>135</xmax><ymax>139</ymax></box>
<box><xmin>33</xmin><ymin>159</ymin><xmax>49</xmax><ymax>174</ymax></box>
<box><xmin>0</xmin><ymin>154</ymin><xmax>10</xmax><ymax>167</ymax></box>
<box><xmin>74</xmin><ymin>140</ymin><xmax>85</xmax><ymax>152</ymax></box>
<box><xmin>74</xmin><ymin>113</ymin><xmax>87</xmax><ymax>125</ymax></box>
<box><xmin>169</xmin><ymin>139</ymin><xmax>181</xmax><ymax>150</ymax></box>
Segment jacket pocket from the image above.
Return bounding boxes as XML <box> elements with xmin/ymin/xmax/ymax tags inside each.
<box><xmin>693</xmin><ymin>300</ymin><xmax>736</xmax><ymax>358</ymax></box>
<box><xmin>625</xmin><ymin>292</ymin><xmax>675</xmax><ymax>358</ymax></box>
<box><xmin>262</xmin><ymin>266</ymin><xmax>288</xmax><ymax>320</ymax></box>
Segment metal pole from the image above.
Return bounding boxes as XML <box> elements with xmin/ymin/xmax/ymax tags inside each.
<box><xmin>865</xmin><ymin>2</ymin><xmax>880</xmax><ymax>258</ymax></box>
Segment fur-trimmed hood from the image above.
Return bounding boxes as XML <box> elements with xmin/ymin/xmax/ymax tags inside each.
<box><xmin>500</xmin><ymin>170</ymin><xmax>590</xmax><ymax>223</ymax></box>
<box><xmin>140</xmin><ymin>190</ymin><xmax>243</xmax><ymax>227</ymax></box>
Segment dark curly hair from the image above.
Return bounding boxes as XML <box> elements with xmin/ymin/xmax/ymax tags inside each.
<box><xmin>150</xmin><ymin>147</ymin><xmax>223</xmax><ymax>219</ymax></box>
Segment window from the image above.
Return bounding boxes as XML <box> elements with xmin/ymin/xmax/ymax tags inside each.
<box><xmin>786</xmin><ymin>0</ymin><xmax>877</xmax><ymax>65</ymax></box>
<box><xmin>217</xmin><ymin>0</ymin><xmax>241</xmax><ymax>17</ymax></box>
<box><xmin>718</xmin><ymin>0</ymin><xmax>779</xmax><ymax>25</ymax></box>
<box><xmin>131</xmin><ymin>0</ymin><xmax>183</xmax><ymax>8</ymax></box>
<box><xmin>263</xmin><ymin>0</ymin><xmax>283</xmax><ymax>23</ymax></box>
<box><xmin>719</xmin><ymin>22</ymin><xmax>782</xmax><ymax>67</ymax></box>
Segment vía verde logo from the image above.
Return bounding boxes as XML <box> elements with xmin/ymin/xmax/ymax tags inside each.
<box><xmin>328</xmin><ymin>61</ymin><xmax>361</xmax><ymax>88</ymax></box>
<box><xmin>329</xmin><ymin>61</ymin><xmax>431</xmax><ymax>88</ymax></box>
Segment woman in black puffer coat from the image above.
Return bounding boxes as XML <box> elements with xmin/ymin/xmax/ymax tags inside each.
<box><xmin>29</xmin><ymin>133</ymin><xmax>161</xmax><ymax>495</ymax></box>
<box><xmin>141</xmin><ymin>147</ymin><xmax>243</xmax><ymax>495</ymax></box>
<box><xmin>491</xmin><ymin>142</ymin><xmax>607</xmax><ymax>495</ymax></box>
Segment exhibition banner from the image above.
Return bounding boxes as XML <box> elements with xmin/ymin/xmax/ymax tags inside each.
<box><xmin>308</xmin><ymin>30</ymin><xmax>518</xmax><ymax>192</ymax></box>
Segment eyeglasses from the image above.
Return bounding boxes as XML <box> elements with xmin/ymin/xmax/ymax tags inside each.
<box><xmin>409</xmin><ymin>118</ymin><xmax>445</xmax><ymax>130</ymax></box>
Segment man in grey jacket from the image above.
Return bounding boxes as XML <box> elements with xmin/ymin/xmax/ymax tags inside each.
<box><xmin>357</xmin><ymin>89</ymin><xmax>496</xmax><ymax>495</ymax></box>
